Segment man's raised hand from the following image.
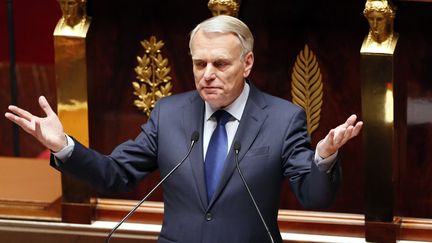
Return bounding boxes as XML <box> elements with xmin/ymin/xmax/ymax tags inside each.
<box><xmin>317</xmin><ymin>114</ymin><xmax>363</xmax><ymax>158</ymax></box>
<box><xmin>5</xmin><ymin>96</ymin><xmax>67</xmax><ymax>152</ymax></box>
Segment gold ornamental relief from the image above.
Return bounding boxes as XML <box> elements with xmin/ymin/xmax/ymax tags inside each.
<box><xmin>132</xmin><ymin>36</ymin><xmax>173</xmax><ymax>116</ymax></box>
<box><xmin>291</xmin><ymin>44</ymin><xmax>323</xmax><ymax>135</ymax></box>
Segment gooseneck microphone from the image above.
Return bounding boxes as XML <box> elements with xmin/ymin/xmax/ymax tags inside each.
<box><xmin>105</xmin><ymin>131</ymin><xmax>200</xmax><ymax>243</ymax></box>
<box><xmin>233</xmin><ymin>142</ymin><xmax>274</xmax><ymax>243</ymax></box>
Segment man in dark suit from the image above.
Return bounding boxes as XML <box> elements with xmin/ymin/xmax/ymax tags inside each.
<box><xmin>5</xmin><ymin>15</ymin><xmax>362</xmax><ymax>243</ymax></box>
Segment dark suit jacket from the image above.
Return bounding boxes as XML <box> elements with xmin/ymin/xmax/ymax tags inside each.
<box><xmin>52</xmin><ymin>83</ymin><xmax>341</xmax><ymax>243</ymax></box>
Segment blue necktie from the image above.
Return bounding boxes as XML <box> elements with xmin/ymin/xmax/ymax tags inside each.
<box><xmin>205</xmin><ymin>110</ymin><xmax>231</xmax><ymax>202</ymax></box>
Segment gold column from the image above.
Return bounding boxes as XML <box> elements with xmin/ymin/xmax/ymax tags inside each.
<box><xmin>54</xmin><ymin>0</ymin><xmax>93</xmax><ymax>224</ymax></box>
<box><xmin>54</xmin><ymin>37</ymin><xmax>89</xmax><ymax>147</ymax></box>
<box><xmin>361</xmin><ymin>51</ymin><xmax>395</xmax><ymax>220</ymax></box>
<box><xmin>361</xmin><ymin>1</ymin><xmax>401</xmax><ymax>242</ymax></box>
<box><xmin>54</xmin><ymin>0</ymin><xmax>90</xmax><ymax>146</ymax></box>
<box><xmin>361</xmin><ymin>48</ymin><xmax>401</xmax><ymax>243</ymax></box>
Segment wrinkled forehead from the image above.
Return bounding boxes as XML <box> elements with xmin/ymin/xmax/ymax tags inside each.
<box><xmin>193</xmin><ymin>30</ymin><xmax>240</xmax><ymax>45</ymax></box>
<box><xmin>190</xmin><ymin>31</ymin><xmax>242</xmax><ymax>58</ymax></box>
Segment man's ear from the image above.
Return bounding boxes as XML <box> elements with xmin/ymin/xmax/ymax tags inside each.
<box><xmin>243</xmin><ymin>52</ymin><xmax>254</xmax><ymax>78</ymax></box>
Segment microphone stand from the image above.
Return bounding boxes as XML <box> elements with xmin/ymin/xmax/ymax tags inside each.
<box><xmin>105</xmin><ymin>132</ymin><xmax>199</xmax><ymax>243</ymax></box>
<box><xmin>234</xmin><ymin>142</ymin><xmax>274</xmax><ymax>243</ymax></box>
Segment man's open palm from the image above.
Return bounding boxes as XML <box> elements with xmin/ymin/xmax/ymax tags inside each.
<box><xmin>5</xmin><ymin>96</ymin><xmax>66</xmax><ymax>152</ymax></box>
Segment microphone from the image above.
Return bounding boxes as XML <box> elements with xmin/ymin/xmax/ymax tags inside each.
<box><xmin>233</xmin><ymin>142</ymin><xmax>274</xmax><ymax>243</ymax></box>
<box><xmin>105</xmin><ymin>131</ymin><xmax>200</xmax><ymax>243</ymax></box>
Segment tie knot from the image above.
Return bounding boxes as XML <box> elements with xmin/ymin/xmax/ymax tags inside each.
<box><xmin>213</xmin><ymin>110</ymin><xmax>231</xmax><ymax>126</ymax></box>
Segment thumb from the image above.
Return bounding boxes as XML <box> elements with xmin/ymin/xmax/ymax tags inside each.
<box><xmin>39</xmin><ymin>96</ymin><xmax>55</xmax><ymax>117</ymax></box>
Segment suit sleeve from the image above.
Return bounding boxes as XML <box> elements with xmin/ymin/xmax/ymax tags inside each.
<box><xmin>50</xmin><ymin>101</ymin><xmax>162</xmax><ymax>194</ymax></box>
<box><xmin>281</xmin><ymin>108</ymin><xmax>341</xmax><ymax>209</ymax></box>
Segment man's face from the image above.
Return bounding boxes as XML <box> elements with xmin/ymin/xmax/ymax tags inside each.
<box><xmin>366</xmin><ymin>11</ymin><xmax>389</xmax><ymax>43</ymax></box>
<box><xmin>191</xmin><ymin>31</ymin><xmax>253</xmax><ymax>108</ymax></box>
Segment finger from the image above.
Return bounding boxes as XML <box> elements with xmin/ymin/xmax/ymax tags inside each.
<box><xmin>5</xmin><ymin>111</ymin><xmax>28</xmax><ymax>127</ymax></box>
<box><xmin>327</xmin><ymin>129</ymin><xmax>335</xmax><ymax>146</ymax></box>
<box><xmin>4</xmin><ymin>112</ymin><xmax>17</xmax><ymax>123</ymax></box>
<box><xmin>345</xmin><ymin>114</ymin><xmax>358</xmax><ymax>126</ymax></box>
<box><xmin>333</xmin><ymin>127</ymin><xmax>347</xmax><ymax>144</ymax></box>
<box><xmin>339</xmin><ymin>125</ymin><xmax>354</xmax><ymax>145</ymax></box>
<box><xmin>351</xmin><ymin>121</ymin><xmax>363</xmax><ymax>137</ymax></box>
<box><xmin>7</xmin><ymin>105</ymin><xmax>35</xmax><ymax>122</ymax></box>
<box><xmin>340</xmin><ymin>122</ymin><xmax>363</xmax><ymax>145</ymax></box>
<box><xmin>39</xmin><ymin>96</ymin><xmax>55</xmax><ymax>116</ymax></box>
<box><xmin>5</xmin><ymin>112</ymin><xmax>35</xmax><ymax>134</ymax></box>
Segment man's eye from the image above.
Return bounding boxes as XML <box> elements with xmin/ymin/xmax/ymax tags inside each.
<box><xmin>214</xmin><ymin>61</ymin><xmax>228</xmax><ymax>69</ymax></box>
<box><xmin>194</xmin><ymin>62</ymin><xmax>206</xmax><ymax>69</ymax></box>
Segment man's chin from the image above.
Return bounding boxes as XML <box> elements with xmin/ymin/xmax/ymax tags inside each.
<box><xmin>203</xmin><ymin>96</ymin><xmax>226</xmax><ymax>108</ymax></box>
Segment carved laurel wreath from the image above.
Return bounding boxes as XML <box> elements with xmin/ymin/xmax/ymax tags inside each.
<box><xmin>132</xmin><ymin>36</ymin><xmax>173</xmax><ymax>116</ymax></box>
<box><xmin>291</xmin><ymin>44</ymin><xmax>323</xmax><ymax>135</ymax></box>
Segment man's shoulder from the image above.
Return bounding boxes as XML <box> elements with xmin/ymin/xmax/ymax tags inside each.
<box><xmin>251</xmin><ymin>85</ymin><xmax>303</xmax><ymax>112</ymax></box>
<box><xmin>157</xmin><ymin>90</ymin><xmax>200</xmax><ymax>105</ymax></box>
<box><xmin>147</xmin><ymin>90</ymin><xmax>202</xmax><ymax>122</ymax></box>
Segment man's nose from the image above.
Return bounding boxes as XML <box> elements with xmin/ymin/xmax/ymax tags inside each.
<box><xmin>203</xmin><ymin>65</ymin><xmax>216</xmax><ymax>81</ymax></box>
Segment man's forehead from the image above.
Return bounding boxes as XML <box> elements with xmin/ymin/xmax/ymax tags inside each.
<box><xmin>191</xmin><ymin>51</ymin><xmax>233</xmax><ymax>61</ymax></box>
<box><xmin>191</xmin><ymin>32</ymin><xmax>241</xmax><ymax>56</ymax></box>
<box><xmin>192</xmin><ymin>30</ymin><xmax>239</xmax><ymax>45</ymax></box>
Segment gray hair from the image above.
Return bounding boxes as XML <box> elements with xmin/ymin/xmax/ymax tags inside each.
<box><xmin>189</xmin><ymin>15</ymin><xmax>254</xmax><ymax>60</ymax></box>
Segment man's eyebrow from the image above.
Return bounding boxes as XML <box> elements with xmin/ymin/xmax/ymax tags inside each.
<box><xmin>192</xmin><ymin>56</ymin><xmax>232</xmax><ymax>62</ymax></box>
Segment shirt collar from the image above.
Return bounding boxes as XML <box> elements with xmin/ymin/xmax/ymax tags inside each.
<box><xmin>205</xmin><ymin>82</ymin><xmax>250</xmax><ymax>121</ymax></box>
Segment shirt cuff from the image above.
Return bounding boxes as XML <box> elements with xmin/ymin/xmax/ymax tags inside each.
<box><xmin>314</xmin><ymin>150</ymin><xmax>338</xmax><ymax>173</ymax></box>
<box><xmin>53</xmin><ymin>135</ymin><xmax>75</xmax><ymax>164</ymax></box>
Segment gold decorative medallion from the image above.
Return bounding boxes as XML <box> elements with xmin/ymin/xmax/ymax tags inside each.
<box><xmin>132</xmin><ymin>36</ymin><xmax>173</xmax><ymax>116</ymax></box>
<box><xmin>291</xmin><ymin>44</ymin><xmax>323</xmax><ymax>135</ymax></box>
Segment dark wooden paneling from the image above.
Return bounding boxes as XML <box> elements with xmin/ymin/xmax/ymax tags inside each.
<box><xmin>0</xmin><ymin>64</ymin><xmax>57</xmax><ymax>157</ymax></box>
<box><xmin>0</xmin><ymin>0</ymin><xmax>59</xmax><ymax>156</ymax></box>
<box><xmin>395</xmin><ymin>2</ymin><xmax>432</xmax><ymax>219</ymax></box>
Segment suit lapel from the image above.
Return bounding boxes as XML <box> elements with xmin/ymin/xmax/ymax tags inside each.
<box><xmin>207</xmin><ymin>84</ymin><xmax>268</xmax><ymax>209</ymax></box>
<box><xmin>182</xmin><ymin>92</ymin><xmax>208</xmax><ymax>210</ymax></box>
